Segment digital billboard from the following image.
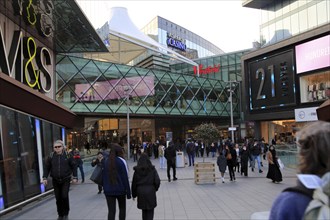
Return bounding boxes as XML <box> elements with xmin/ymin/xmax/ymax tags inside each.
<box><xmin>247</xmin><ymin>50</ymin><xmax>296</xmax><ymax>111</ymax></box>
<box><xmin>296</xmin><ymin>35</ymin><xmax>330</xmax><ymax>74</ymax></box>
<box><xmin>75</xmin><ymin>76</ymin><xmax>155</xmax><ymax>101</ymax></box>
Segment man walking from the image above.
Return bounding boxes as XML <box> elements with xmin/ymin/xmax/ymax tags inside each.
<box><xmin>43</xmin><ymin>140</ymin><xmax>77</xmax><ymax>220</ymax></box>
<box><xmin>251</xmin><ymin>139</ymin><xmax>263</xmax><ymax>173</ymax></box>
<box><xmin>165</xmin><ymin>142</ymin><xmax>178</xmax><ymax>182</ymax></box>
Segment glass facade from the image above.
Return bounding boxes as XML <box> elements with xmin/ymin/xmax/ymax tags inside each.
<box><xmin>56</xmin><ymin>54</ymin><xmax>241</xmax><ymax>118</ymax></box>
<box><xmin>0</xmin><ymin>105</ymin><xmax>63</xmax><ymax>210</ymax></box>
<box><xmin>242</xmin><ymin>0</ymin><xmax>330</xmax><ymax>145</ymax></box>
<box><xmin>139</xmin><ymin>16</ymin><xmax>224</xmax><ymax>61</ymax></box>
<box><xmin>259</xmin><ymin>0</ymin><xmax>330</xmax><ymax>46</ymax></box>
<box><xmin>170</xmin><ymin>50</ymin><xmax>248</xmax><ymax>82</ymax></box>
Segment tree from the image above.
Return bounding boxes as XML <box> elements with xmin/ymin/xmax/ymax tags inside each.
<box><xmin>193</xmin><ymin>123</ymin><xmax>220</xmax><ymax>162</ymax></box>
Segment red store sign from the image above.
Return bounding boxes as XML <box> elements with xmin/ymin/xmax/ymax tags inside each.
<box><xmin>193</xmin><ymin>64</ymin><xmax>220</xmax><ymax>75</ymax></box>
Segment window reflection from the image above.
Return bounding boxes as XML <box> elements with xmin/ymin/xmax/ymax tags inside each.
<box><xmin>0</xmin><ymin>106</ymin><xmax>64</xmax><ymax>208</ymax></box>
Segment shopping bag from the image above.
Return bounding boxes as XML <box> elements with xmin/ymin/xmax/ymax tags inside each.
<box><xmin>90</xmin><ymin>166</ymin><xmax>103</xmax><ymax>185</ymax></box>
<box><xmin>277</xmin><ymin>158</ymin><xmax>284</xmax><ymax>170</ymax></box>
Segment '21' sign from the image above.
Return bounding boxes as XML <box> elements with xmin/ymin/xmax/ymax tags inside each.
<box><xmin>247</xmin><ymin>50</ymin><xmax>296</xmax><ymax>111</ymax></box>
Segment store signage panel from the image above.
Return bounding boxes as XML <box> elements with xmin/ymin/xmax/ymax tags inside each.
<box><xmin>294</xmin><ymin>107</ymin><xmax>318</xmax><ymax>122</ymax></box>
<box><xmin>167</xmin><ymin>33</ymin><xmax>186</xmax><ymax>51</ymax></box>
<box><xmin>193</xmin><ymin>64</ymin><xmax>220</xmax><ymax>75</ymax></box>
<box><xmin>0</xmin><ymin>0</ymin><xmax>54</xmax><ymax>94</ymax></box>
<box><xmin>248</xmin><ymin>50</ymin><xmax>296</xmax><ymax>111</ymax></box>
<box><xmin>296</xmin><ymin>35</ymin><xmax>330</xmax><ymax>74</ymax></box>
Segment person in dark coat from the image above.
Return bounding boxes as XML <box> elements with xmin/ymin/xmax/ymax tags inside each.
<box><xmin>132</xmin><ymin>153</ymin><xmax>161</xmax><ymax>220</ymax></box>
<box><xmin>225</xmin><ymin>144</ymin><xmax>237</xmax><ymax>181</ymax></box>
<box><xmin>240</xmin><ymin>145</ymin><xmax>249</xmax><ymax>177</ymax></box>
<box><xmin>217</xmin><ymin>152</ymin><xmax>227</xmax><ymax>183</ymax></box>
<box><xmin>164</xmin><ymin>142</ymin><xmax>177</xmax><ymax>182</ymax></box>
<box><xmin>42</xmin><ymin>140</ymin><xmax>78</xmax><ymax>220</ymax></box>
<box><xmin>266</xmin><ymin>145</ymin><xmax>282</xmax><ymax>183</ymax></box>
<box><xmin>91</xmin><ymin>151</ymin><xmax>104</xmax><ymax>194</ymax></box>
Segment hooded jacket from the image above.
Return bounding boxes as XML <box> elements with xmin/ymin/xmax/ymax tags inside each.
<box><xmin>132</xmin><ymin>157</ymin><xmax>161</xmax><ymax>210</ymax></box>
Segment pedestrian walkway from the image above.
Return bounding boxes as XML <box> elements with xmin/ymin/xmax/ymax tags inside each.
<box><xmin>2</xmin><ymin>155</ymin><xmax>297</xmax><ymax>220</ymax></box>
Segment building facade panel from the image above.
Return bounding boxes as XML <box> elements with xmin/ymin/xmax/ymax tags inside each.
<box><xmin>0</xmin><ymin>0</ymin><xmax>106</xmax><ymax>212</ymax></box>
<box><xmin>242</xmin><ymin>22</ymin><xmax>329</xmax><ymax>144</ymax></box>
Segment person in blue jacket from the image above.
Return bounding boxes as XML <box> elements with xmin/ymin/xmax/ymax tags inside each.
<box><xmin>102</xmin><ymin>143</ymin><xmax>131</xmax><ymax>220</ymax></box>
<box><xmin>269</xmin><ymin>121</ymin><xmax>330</xmax><ymax>220</ymax></box>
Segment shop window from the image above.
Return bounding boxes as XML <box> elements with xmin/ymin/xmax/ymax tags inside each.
<box><xmin>300</xmin><ymin>71</ymin><xmax>330</xmax><ymax>103</ymax></box>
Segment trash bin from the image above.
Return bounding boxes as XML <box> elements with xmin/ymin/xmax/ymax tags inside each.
<box><xmin>176</xmin><ymin>152</ymin><xmax>185</xmax><ymax>168</ymax></box>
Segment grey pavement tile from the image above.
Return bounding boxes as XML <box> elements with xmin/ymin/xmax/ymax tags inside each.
<box><xmin>2</xmin><ymin>156</ymin><xmax>297</xmax><ymax>220</ymax></box>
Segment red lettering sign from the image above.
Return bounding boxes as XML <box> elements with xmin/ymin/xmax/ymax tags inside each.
<box><xmin>193</xmin><ymin>64</ymin><xmax>220</xmax><ymax>75</ymax></box>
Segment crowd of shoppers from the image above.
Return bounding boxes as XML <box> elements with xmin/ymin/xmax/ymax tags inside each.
<box><xmin>42</xmin><ymin>135</ymin><xmax>293</xmax><ymax>220</ymax></box>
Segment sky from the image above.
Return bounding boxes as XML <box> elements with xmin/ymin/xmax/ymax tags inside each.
<box><xmin>77</xmin><ymin>0</ymin><xmax>261</xmax><ymax>53</ymax></box>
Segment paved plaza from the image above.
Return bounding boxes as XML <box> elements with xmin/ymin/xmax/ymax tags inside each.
<box><xmin>3</xmin><ymin>154</ymin><xmax>297</xmax><ymax>220</ymax></box>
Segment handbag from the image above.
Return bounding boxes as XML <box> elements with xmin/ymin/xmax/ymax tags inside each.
<box><xmin>90</xmin><ymin>165</ymin><xmax>103</xmax><ymax>185</ymax></box>
<box><xmin>226</xmin><ymin>152</ymin><xmax>232</xmax><ymax>160</ymax></box>
<box><xmin>277</xmin><ymin>158</ymin><xmax>284</xmax><ymax>170</ymax></box>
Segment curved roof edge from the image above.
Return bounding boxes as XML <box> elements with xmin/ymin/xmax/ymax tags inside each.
<box><xmin>108</xmin><ymin>7</ymin><xmax>199</xmax><ymax>75</ymax></box>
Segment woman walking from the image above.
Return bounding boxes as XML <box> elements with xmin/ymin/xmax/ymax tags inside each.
<box><xmin>91</xmin><ymin>151</ymin><xmax>104</xmax><ymax>194</ymax></box>
<box><xmin>226</xmin><ymin>144</ymin><xmax>237</xmax><ymax>181</ymax></box>
<box><xmin>266</xmin><ymin>145</ymin><xmax>282</xmax><ymax>183</ymax></box>
<box><xmin>102</xmin><ymin>144</ymin><xmax>131</xmax><ymax>220</ymax></box>
<box><xmin>217</xmin><ymin>151</ymin><xmax>227</xmax><ymax>183</ymax></box>
<box><xmin>132</xmin><ymin>153</ymin><xmax>161</xmax><ymax>220</ymax></box>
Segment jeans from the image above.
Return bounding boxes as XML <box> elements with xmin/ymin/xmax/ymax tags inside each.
<box><xmin>188</xmin><ymin>153</ymin><xmax>195</xmax><ymax>166</ymax></box>
<box><xmin>159</xmin><ymin>156</ymin><xmax>165</xmax><ymax>169</ymax></box>
<box><xmin>53</xmin><ymin>178</ymin><xmax>71</xmax><ymax>217</ymax></box>
<box><xmin>211</xmin><ymin>151</ymin><xmax>216</xmax><ymax>158</ymax></box>
<box><xmin>77</xmin><ymin>163</ymin><xmax>85</xmax><ymax>181</ymax></box>
<box><xmin>251</xmin><ymin>155</ymin><xmax>262</xmax><ymax>170</ymax></box>
<box><xmin>228</xmin><ymin>164</ymin><xmax>235</xmax><ymax>180</ymax></box>
<box><xmin>106</xmin><ymin>194</ymin><xmax>126</xmax><ymax>220</ymax></box>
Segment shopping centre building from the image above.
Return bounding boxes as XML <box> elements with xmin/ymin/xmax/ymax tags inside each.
<box><xmin>1</xmin><ymin>0</ymin><xmax>329</xmax><ymax>212</ymax></box>
<box><xmin>242</xmin><ymin>0</ymin><xmax>330</xmax><ymax>144</ymax></box>
<box><xmin>0</xmin><ymin>1</ymin><xmax>247</xmax><ymax>211</ymax></box>
<box><xmin>58</xmin><ymin>7</ymin><xmax>248</xmax><ymax>149</ymax></box>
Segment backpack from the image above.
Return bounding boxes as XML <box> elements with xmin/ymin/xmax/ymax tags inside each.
<box><xmin>284</xmin><ymin>172</ymin><xmax>330</xmax><ymax>220</ymax></box>
<box><xmin>303</xmin><ymin>172</ymin><xmax>330</xmax><ymax>220</ymax></box>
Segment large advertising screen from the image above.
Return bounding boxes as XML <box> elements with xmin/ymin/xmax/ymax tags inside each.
<box><xmin>295</xmin><ymin>35</ymin><xmax>330</xmax><ymax>74</ymax></box>
<box><xmin>75</xmin><ymin>76</ymin><xmax>154</xmax><ymax>101</ymax></box>
<box><xmin>247</xmin><ymin>50</ymin><xmax>296</xmax><ymax>111</ymax></box>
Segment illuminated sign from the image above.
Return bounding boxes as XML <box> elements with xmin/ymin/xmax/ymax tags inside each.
<box><xmin>75</xmin><ymin>76</ymin><xmax>155</xmax><ymax>101</ymax></box>
<box><xmin>167</xmin><ymin>33</ymin><xmax>186</xmax><ymax>51</ymax></box>
<box><xmin>295</xmin><ymin>35</ymin><xmax>330</xmax><ymax>74</ymax></box>
<box><xmin>0</xmin><ymin>0</ymin><xmax>54</xmax><ymax>93</ymax></box>
<box><xmin>0</xmin><ymin>28</ymin><xmax>52</xmax><ymax>93</ymax></box>
<box><xmin>247</xmin><ymin>50</ymin><xmax>296</xmax><ymax>111</ymax></box>
<box><xmin>193</xmin><ymin>64</ymin><xmax>220</xmax><ymax>75</ymax></box>
<box><xmin>13</xmin><ymin>0</ymin><xmax>54</xmax><ymax>37</ymax></box>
